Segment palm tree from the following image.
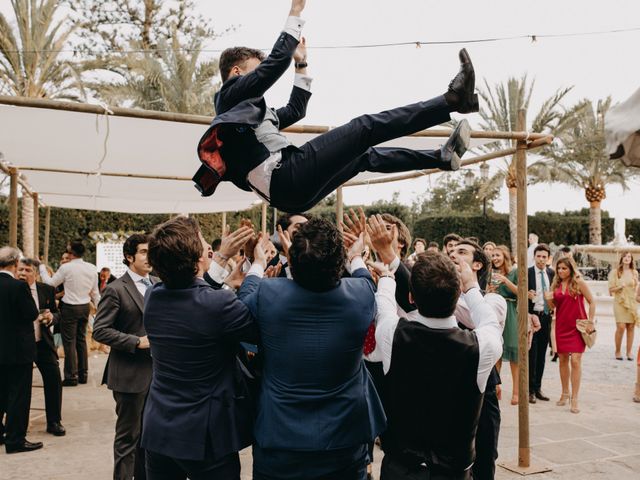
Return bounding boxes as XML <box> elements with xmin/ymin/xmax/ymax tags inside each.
<box><xmin>87</xmin><ymin>33</ymin><xmax>219</xmax><ymax>115</ymax></box>
<box><xmin>541</xmin><ymin>98</ymin><xmax>634</xmax><ymax>244</ymax></box>
<box><xmin>475</xmin><ymin>75</ymin><xmax>581</xmax><ymax>254</ymax></box>
<box><xmin>0</xmin><ymin>0</ymin><xmax>83</xmax><ymax>256</ymax></box>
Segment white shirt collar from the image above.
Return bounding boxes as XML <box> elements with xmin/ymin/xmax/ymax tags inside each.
<box><xmin>413</xmin><ymin>313</ymin><xmax>458</xmax><ymax>330</ymax></box>
<box><xmin>0</xmin><ymin>270</ymin><xmax>14</xmax><ymax>278</ymax></box>
<box><xmin>127</xmin><ymin>268</ymin><xmax>149</xmax><ymax>283</ymax></box>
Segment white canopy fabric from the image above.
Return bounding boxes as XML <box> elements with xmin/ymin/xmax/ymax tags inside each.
<box><xmin>0</xmin><ymin>102</ymin><xmax>489</xmax><ymax>213</ymax></box>
<box><xmin>606</xmin><ymin>87</ymin><xmax>640</xmax><ymax>168</ymax></box>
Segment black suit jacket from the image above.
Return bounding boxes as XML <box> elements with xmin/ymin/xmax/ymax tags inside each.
<box><xmin>0</xmin><ymin>273</ymin><xmax>39</xmax><ymax>365</ymax></box>
<box><xmin>195</xmin><ymin>30</ymin><xmax>311</xmax><ymax>193</ymax></box>
<box><xmin>35</xmin><ymin>282</ymin><xmax>60</xmax><ymax>355</ymax></box>
<box><xmin>527</xmin><ymin>266</ymin><xmax>555</xmax><ymax>314</ymax></box>
<box><xmin>92</xmin><ymin>272</ymin><xmax>157</xmax><ymax>393</ymax></box>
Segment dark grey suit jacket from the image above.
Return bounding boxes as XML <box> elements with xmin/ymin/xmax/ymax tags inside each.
<box><xmin>92</xmin><ymin>271</ymin><xmax>157</xmax><ymax>393</ymax></box>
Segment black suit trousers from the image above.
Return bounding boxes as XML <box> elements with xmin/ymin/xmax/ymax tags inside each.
<box><xmin>60</xmin><ymin>303</ymin><xmax>90</xmax><ymax>381</ymax></box>
<box><xmin>113</xmin><ymin>390</ymin><xmax>147</xmax><ymax>480</ymax></box>
<box><xmin>36</xmin><ymin>341</ymin><xmax>62</xmax><ymax>424</ymax></box>
<box><xmin>472</xmin><ymin>386</ymin><xmax>501</xmax><ymax>480</ymax></box>
<box><xmin>0</xmin><ymin>363</ymin><xmax>33</xmax><ymax>446</ymax></box>
<box><xmin>529</xmin><ymin>312</ymin><xmax>551</xmax><ymax>393</ymax></box>
<box><xmin>381</xmin><ymin>453</ymin><xmax>472</xmax><ymax>480</ymax></box>
<box><xmin>145</xmin><ymin>450</ymin><xmax>240</xmax><ymax>480</ymax></box>
<box><xmin>270</xmin><ymin>95</ymin><xmax>451</xmax><ymax>212</ymax></box>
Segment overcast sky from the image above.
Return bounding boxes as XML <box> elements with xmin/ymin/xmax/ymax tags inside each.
<box><xmin>194</xmin><ymin>0</ymin><xmax>640</xmax><ymax>222</ymax></box>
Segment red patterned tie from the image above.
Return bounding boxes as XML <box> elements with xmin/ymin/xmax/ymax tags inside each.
<box><xmin>363</xmin><ymin>321</ymin><xmax>377</xmax><ymax>355</ymax></box>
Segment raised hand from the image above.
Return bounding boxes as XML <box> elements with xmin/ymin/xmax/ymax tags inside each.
<box><xmin>219</xmin><ymin>225</ymin><xmax>255</xmax><ymax>260</ymax></box>
<box><xmin>253</xmin><ymin>233</ymin><xmax>271</xmax><ymax>269</ymax></box>
<box><xmin>457</xmin><ymin>260</ymin><xmax>478</xmax><ymax>292</ymax></box>
<box><xmin>294</xmin><ymin>37</ymin><xmax>307</xmax><ymax>63</ymax></box>
<box><xmin>366</xmin><ymin>214</ymin><xmax>397</xmax><ymax>265</ymax></box>
<box><xmin>224</xmin><ymin>259</ymin><xmax>247</xmax><ymax>290</ymax></box>
<box><xmin>366</xmin><ymin>260</ymin><xmax>394</xmax><ymax>279</ymax></box>
<box><xmin>277</xmin><ymin>224</ymin><xmax>292</xmax><ymax>257</ymax></box>
<box><xmin>347</xmin><ymin>232</ymin><xmax>365</xmax><ymax>262</ymax></box>
<box><xmin>265</xmin><ymin>263</ymin><xmax>283</xmax><ymax>278</ymax></box>
<box><xmin>341</xmin><ymin>207</ymin><xmax>366</xmax><ymax>237</ymax></box>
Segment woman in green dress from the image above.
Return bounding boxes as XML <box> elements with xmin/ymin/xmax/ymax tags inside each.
<box><xmin>487</xmin><ymin>245</ymin><xmax>519</xmax><ymax>405</ymax></box>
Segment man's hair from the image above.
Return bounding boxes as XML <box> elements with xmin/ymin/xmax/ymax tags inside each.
<box><xmin>219</xmin><ymin>47</ymin><xmax>265</xmax><ymax>82</ymax></box>
<box><xmin>413</xmin><ymin>238</ymin><xmax>426</xmax><ymax>248</ymax></box>
<box><xmin>288</xmin><ymin>218</ymin><xmax>346</xmax><ymax>292</ymax></box>
<box><xmin>443</xmin><ymin>233</ymin><xmax>462</xmax><ymax>246</ymax></box>
<box><xmin>458</xmin><ymin>238</ymin><xmax>491</xmax><ymax>290</ymax></box>
<box><xmin>100</xmin><ymin>267</ymin><xmax>111</xmax><ymax>272</ymax></box>
<box><xmin>67</xmin><ymin>240</ymin><xmax>85</xmax><ymax>258</ymax></box>
<box><xmin>123</xmin><ymin>233</ymin><xmax>149</xmax><ymax>266</ymax></box>
<box><xmin>482</xmin><ymin>241</ymin><xmax>497</xmax><ymax>249</ymax></box>
<box><xmin>148</xmin><ymin>217</ymin><xmax>202</xmax><ymax>289</ymax></box>
<box><xmin>276</xmin><ymin>212</ymin><xmax>308</xmax><ymax>232</ymax></box>
<box><xmin>560</xmin><ymin>246</ymin><xmax>572</xmax><ymax>254</ymax></box>
<box><xmin>428</xmin><ymin>241</ymin><xmax>439</xmax><ymax>249</ymax></box>
<box><xmin>211</xmin><ymin>238</ymin><xmax>222</xmax><ymax>252</ymax></box>
<box><xmin>0</xmin><ymin>246</ymin><xmax>21</xmax><ymax>268</ymax></box>
<box><xmin>411</xmin><ymin>252</ymin><xmax>461</xmax><ymax>318</ymax></box>
<box><xmin>533</xmin><ymin>243</ymin><xmax>551</xmax><ymax>257</ymax></box>
<box><xmin>380</xmin><ymin>213</ymin><xmax>411</xmax><ymax>259</ymax></box>
<box><xmin>19</xmin><ymin>257</ymin><xmax>38</xmax><ymax>269</ymax></box>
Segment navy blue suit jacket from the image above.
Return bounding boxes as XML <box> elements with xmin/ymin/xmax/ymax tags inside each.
<box><xmin>141</xmin><ymin>278</ymin><xmax>257</xmax><ymax>461</ymax></box>
<box><xmin>237</xmin><ymin>268</ymin><xmax>386</xmax><ymax>451</ymax></box>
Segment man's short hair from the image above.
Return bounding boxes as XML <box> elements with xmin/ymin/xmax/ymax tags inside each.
<box><xmin>219</xmin><ymin>47</ymin><xmax>266</xmax><ymax>82</ymax></box>
<box><xmin>100</xmin><ymin>267</ymin><xmax>111</xmax><ymax>272</ymax></box>
<box><xmin>413</xmin><ymin>238</ymin><xmax>426</xmax><ymax>248</ymax></box>
<box><xmin>148</xmin><ymin>217</ymin><xmax>202</xmax><ymax>289</ymax></box>
<box><xmin>276</xmin><ymin>213</ymin><xmax>308</xmax><ymax>232</ymax></box>
<box><xmin>443</xmin><ymin>233</ymin><xmax>462</xmax><ymax>246</ymax></box>
<box><xmin>288</xmin><ymin>218</ymin><xmax>345</xmax><ymax>292</ymax></box>
<box><xmin>533</xmin><ymin>243</ymin><xmax>551</xmax><ymax>256</ymax></box>
<box><xmin>123</xmin><ymin>233</ymin><xmax>149</xmax><ymax>266</ymax></box>
<box><xmin>560</xmin><ymin>246</ymin><xmax>571</xmax><ymax>254</ymax></box>
<box><xmin>380</xmin><ymin>213</ymin><xmax>411</xmax><ymax>259</ymax></box>
<box><xmin>20</xmin><ymin>258</ymin><xmax>38</xmax><ymax>268</ymax></box>
<box><xmin>428</xmin><ymin>241</ymin><xmax>439</xmax><ymax>249</ymax></box>
<box><xmin>458</xmin><ymin>238</ymin><xmax>491</xmax><ymax>290</ymax></box>
<box><xmin>67</xmin><ymin>240</ymin><xmax>85</xmax><ymax>258</ymax></box>
<box><xmin>411</xmin><ymin>252</ymin><xmax>461</xmax><ymax>318</ymax></box>
<box><xmin>211</xmin><ymin>238</ymin><xmax>222</xmax><ymax>252</ymax></box>
<box><xmin>0</xmin><ymin>246</ymin><xmax>21</xmax><ymax>268</ymax></box>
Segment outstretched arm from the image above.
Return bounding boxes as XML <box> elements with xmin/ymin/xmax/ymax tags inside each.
<box><xmin>276</xmin><ymin>37</ymin><xmax>313</xmax><ymax>129</ymax></box>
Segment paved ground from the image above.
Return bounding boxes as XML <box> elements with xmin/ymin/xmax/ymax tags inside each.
<box><xmin>2</xmin><ymin>316</ymin><xmax>639</xmax><ymax>480</ymax></box>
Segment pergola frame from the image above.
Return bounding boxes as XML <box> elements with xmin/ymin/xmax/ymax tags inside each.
<box><xmin>0</xmin><ymin>96</ymin><xmax>553</xmax><ymax>473</ymax></box>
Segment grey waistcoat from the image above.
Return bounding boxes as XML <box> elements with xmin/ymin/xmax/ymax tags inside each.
<box><xmin>253</xmin><ymin>107</ymin><xmax>291</xmax><ymax>154</ymax></box>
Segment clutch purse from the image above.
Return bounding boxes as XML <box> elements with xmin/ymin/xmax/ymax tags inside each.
<box><xmin>576</xmin><ymin>319</ymin><xmax>597</xmax><ymax>349</ymax></box>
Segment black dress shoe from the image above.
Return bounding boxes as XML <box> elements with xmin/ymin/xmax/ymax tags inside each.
<box><xmin>535</xmin><ymin>391</ymin><xmax>550</xmax><ymax>401</ymax></box>
<box><xmin>528</xmin><ymin>394</ymin><xmax>537</xmax><ymax>404</ymax></box>
<box><xmin>439</xmin><ymin>119</ymin><xmax>470</xmax><ymax>171</ymax></box>
<box><xmin>46</xmin><ymin>422</ymin><xmax>66</xmax><ymax>437</ymax></box>
<box><xmin>445</xmin><ymin>48</ymin><xmax>479</xmax><ymax>113</ymax></box>
<box><xmin>0</xmin><ymin>435</ymin><xmax>4</xmax><ymax>445</ymax></box>
<box><xmin>78</xmin><ymin>377</ymin><xmax>88</xmax><ymax>385</ymax></box>
<box><xmin>62</xmin><ymin>379</ymin><xmax>78</xmax><ymax>387</ymax></box>
<box><xmin>5</xmin><ymin>440</ymin><xmax>44</xmax><ymax>454</ymax></box>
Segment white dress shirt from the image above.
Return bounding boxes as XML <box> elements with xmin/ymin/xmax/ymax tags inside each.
<box><xmin>29</xmin><ymin>282</ymin><xmax>42</xmax><ymax>342</ymax></box>
<box><xmin>533</xmin><ymin>266</ymin><xmax>551</xmax><ymax>312</ymax></box>
<box><xmin>245</xmin><ymin>16</ymin><xmax>313</xmax><ymax>200</ymax></box>
<box><xmin>375</xmin><ymin>278</ymin><xmax>504</xmax><ymax>392</ymax></box>
<box><xmin>39</xmin><ymin>258</ymin><xmax>100</xmax><ymax>305</ymax></box>
<box><xmin>126</xmin><ymin>269</ymin><xmax>152</xmax><ymax>297</ymax></box>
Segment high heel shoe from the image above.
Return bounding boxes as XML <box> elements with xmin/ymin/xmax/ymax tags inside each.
<box><xmin>570</xmin><ymin>398</ymin><xmax>580</xmax><ymax>414</ymax></box>
<box><xmin>556</xmin><ymin>393</ymin><xmax>570</xmax><ymax>406</ymax></box>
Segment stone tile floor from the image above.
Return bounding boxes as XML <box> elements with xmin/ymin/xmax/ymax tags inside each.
<box><xmin>1</xmin><ymin>317</ymin><xmax>638</xmax><ymax>479</ymax></box>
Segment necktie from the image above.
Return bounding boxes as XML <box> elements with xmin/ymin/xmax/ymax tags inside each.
<box><xmin>140</xmin><ymin>278</ymin><xmax>152</xmax><ymax>289</ymax></box>
<box><xmin>540</xmin><ymin>270</ymin><xmax>549</xmax><ymax>314</ymax></box>
<box><xmin>363</xmin><ymin>321</ymin><xmax>377</xmax><ymax>356</ymax></box>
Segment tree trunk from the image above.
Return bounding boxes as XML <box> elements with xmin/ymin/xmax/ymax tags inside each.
<box><xmin>589</xmin><ymin>201</ymin><xmax>602</xmax><ymax>245</ymax></box>
<box><xmin>21</xmin><ymin>187</ymin><xmax>34</xmax><ymax>257</ymax></box>
<box><xmin>509</xmin><ymin>187</ymin><xmax>518</xmax><ymax>257</ymax></box>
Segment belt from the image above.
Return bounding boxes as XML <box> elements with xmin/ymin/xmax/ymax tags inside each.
<box><xmin>246</xmin><ymin>179</ymin><xmax>271</xmax><ymax>203</ymax></box>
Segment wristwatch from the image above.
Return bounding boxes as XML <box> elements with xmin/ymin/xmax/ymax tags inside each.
<box><xmin>295</xmin><ymin>61</ymin><xmax>308</xmax><ymax>69</ymax></box>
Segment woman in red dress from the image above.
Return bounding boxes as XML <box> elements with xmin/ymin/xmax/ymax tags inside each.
<box><xmin>545</xmin><ymin>257</ymin><xmax>596</xmax><ymax>414</ymax></box>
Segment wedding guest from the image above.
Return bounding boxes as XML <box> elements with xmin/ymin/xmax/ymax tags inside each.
<box><xmin>98</xmin><ymin>267</ymin><xmax>117</xmax><ymax>294</ymax></box>
<box><xmin>608</xmin><ymin>252</ymin><xmax>638</xmax><ymax>360</ymax></box>
<box><xmin>443</xmin><ymin>233</ymin><xmax>461</xmax><ymax>255</ymax></box>
<box><xmin>546</xmin><ymin>257</ymin><xmax>595</xmax><ymax>414</ymax></box>
<box><xmin>482</xmin><ymin>241</ymin><xmax>496</xmax><ymax>258</ymax></box>
<box><xmin>141</xmin><ymin>217</ymin><xmax>258</xmax><ymax>479</ymax></box>
<box><xmin>488</xmin><ymin>245</ymin><xmax>520</xmax><ymax>405</ymax></box>
<box><xmin>427</xmin><ymin>241</ymin><xmax>440</xmax><ymax>253</ymax></box>
<box><xmin>407</xmin><ymin>238</ymin><xmax>427</xmax><ymax>266</ymax></box>
<box><xmin>526</xmin><ymin>233</ymin><xmax>539</xmax><ymax>268</ymax></box>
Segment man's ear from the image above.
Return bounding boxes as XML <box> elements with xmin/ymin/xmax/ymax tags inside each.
<box><xmin>230</xmin><ymin>65</ymin><xmax>242</xmax><ymax>78</ymax></box>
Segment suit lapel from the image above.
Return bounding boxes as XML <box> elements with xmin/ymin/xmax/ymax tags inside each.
<box><xmin>121</xmin><ymin>272</ymin><xmax>144</xmax><ymax>313</ymax></box>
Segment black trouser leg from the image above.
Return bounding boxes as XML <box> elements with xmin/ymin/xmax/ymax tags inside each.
<box><xmin>76</xmin><ymin>313</ymin><xmax>89</xmax><ymax>380</ymax></box>
<box><xmin>1</xmin><ymin>364</ymin><xmax>33</xmax><ymax>447</ymax></box>
<box><xmin>113</xmin><ymin>391</ymin><xmax>147</xmax><ymax>480</ymax></box>
<box><xmin>528</xmin><ymin>313</ymin><xmax>551</xmax><ymax>393</ymax></box>
<box><xmin>60</xmin><ymin>303</ymin><xmax>90</xmax><ymax>381</ymax></box>
<box><xmin>146</xmin><ymin>450</ymin><xmax>240</xmax><ymax>480</ymax></box>
<box><xmin>270</xmin><ymin>96</ymin><xmax>451</xmax><ymax>212</ymax></box>
<box><xmin>36</xmin><ymin>342</ymin><xmax>63</xmax><ymax>424</ymax></box>
<box><xmin>472</xmin><ymin>387</ymin><xmax>501</xmax><ymax>480</ymax></box>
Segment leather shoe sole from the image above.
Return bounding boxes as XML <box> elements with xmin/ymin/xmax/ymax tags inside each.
<box><xmin>47</xmin><ymin>423</ymin><xmax>66</xmax><ymax>437</ymax></box>
<box><xmin>5</xmin><ymin>441</ymin><xmax>43</xmax><ymax>454</ymax></box>
<box><xmin>440</xmin><ymin>119</ymin><xmax>470</xmax><ymax>171</ymax></box>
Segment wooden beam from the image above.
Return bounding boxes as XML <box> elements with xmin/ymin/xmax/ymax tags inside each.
<box><xmin>336</xmin><ymin>187</ymin><xmax>344</xmax><ymax>231</ymax></box>
<box><xmin>33</xmin><ymin>193</ymin><xmax>39</xmax><ymax>259</ymax></box>
<box><xmin>516</xmin><ymin>109</ymin><xmax>531</xmax><ymax>469</ymax></box>
<box><xmin>9</xmin><ymin>167</ymin><xmax>18</xmax><ymax>248</ymax></box>
<box><xmin>43</xmin><ymin>206</ymin><xmax>51</xmax><ymax>265</ymax></box>
<box><xmin>261</xmin><ymin>202</ymin><xmax>268</xmax><ymax>235</ymax></box>
<box><xmin>221</xmin><ymin>212</ymin><xmax>227</xmax><ymax>236</ymax></box>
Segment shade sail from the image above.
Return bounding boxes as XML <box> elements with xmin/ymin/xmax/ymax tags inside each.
<box><xmin>0</xmin><ymin>101</ymin><xmax>489</xmax><ymax>213</ymax></box>
<box><xmin>606</xmin><ymin>87</ymin><xmax>640</xmax><ymax>168</ymax></box>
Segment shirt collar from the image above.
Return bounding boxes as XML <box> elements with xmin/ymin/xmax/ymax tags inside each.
<box><xmin>413</xmin><ymin>313</ymin><xmax>458</xmax><ymax>330</ymax></box>
<box><xmin>127</xmin><ymin>268</ymin><xmax>149</xmax><ymax>283</ymax></box>
<box><xmin>536</xmin><ymin>266</ymin><xmax>546</xmax><ymax>274</ymax></box>
<box><xmin>0</xmin><ymin>270</ymin><xmax>14</xmax><ymax>278</ymax></box>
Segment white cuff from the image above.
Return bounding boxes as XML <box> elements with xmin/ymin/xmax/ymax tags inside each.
<box><xmin>294</xmin><ymin>73</ymin><xmax>313</xmax><ymax>92</ymax></box>
<box><xmin>462</xmin><ymin>286</ymin><xmax>483</xmax><ymax>310</ymax></box>
<box><xmin>284</xmin><ymin>16</ymin><xmax>305</xmax><ymax>40</ymax></box>
<box><xmin>348</xmin><ymin>256</ymin><xmax>367</xmax><ymax>274</ymax></box>
<box><xmin>247</xmin><ymin>263</ymin><xmax>265</xmax><ymax>278</ymax></box>
<box><xmin>389</xmin><ymin>256</ymin><xmax>401</xmax><ymax>273</ymax></box>
<box><xmin>208</xmin><ymin>261</ymin><xmax>229</xmax><ymax>284</ymax></box>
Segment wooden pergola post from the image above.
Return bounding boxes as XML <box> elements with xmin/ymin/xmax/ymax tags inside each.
<box><xmin>221</xmin><ymin>212</ymin><xmax>227</xmax><ymax>235</ymax></box>
<box><xmin>33</xmin><ymin>193</ymin><xmax>40</xmax><ymax>259</ymax></box>
<box><xmin>336</xmin><ymin>187</ymin><xmax>344</xmax><ymax>231</ymax></box>
<box><xmin>261</xmin><ymin>202</ymin><xmax>268</xmax><ymax>235</ymax></box>
<box><xmin>43</xmin><ymin>206</ymin><xmax>51</xmax><ymax>265</ymax></box>
<box><xmin>9</xmin><ymin>167</ymin><xmax>18</xmax><ymax>248</ymax></box>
